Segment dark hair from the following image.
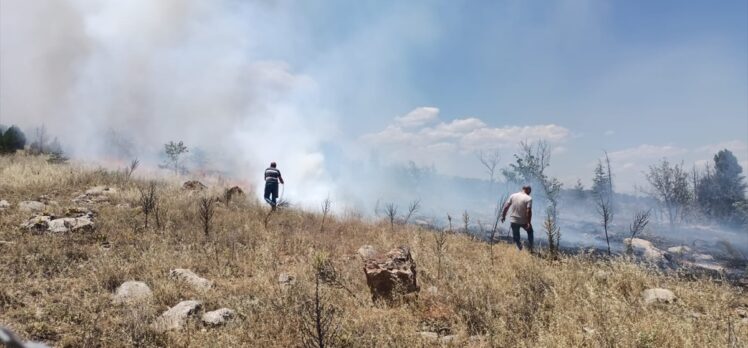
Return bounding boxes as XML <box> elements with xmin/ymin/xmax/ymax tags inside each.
<box><xmin>522</xmin><ymin>185</ymin><xmax>532</xmax><ymax>192</ymax></box>
<box><xmin>270</xmin><ymin>162</ymin><xmax>277</xmax><ymax>168</ymax></box>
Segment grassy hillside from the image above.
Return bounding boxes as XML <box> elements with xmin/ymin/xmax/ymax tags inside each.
<box><xmin>1</xmin><ymin>155</ymin><xmax>746</xmax><ymax>347</ymax></box>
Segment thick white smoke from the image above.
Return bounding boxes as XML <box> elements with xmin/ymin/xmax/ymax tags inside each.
<box><xmin>1</xmin><ymin>0</ymin><xmax>335</xmax><ymax>203</ymax></box>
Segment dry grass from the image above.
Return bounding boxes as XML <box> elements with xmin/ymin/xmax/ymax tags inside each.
<box><xmin>1</xmin><ymin>154</ymin><xmax>747</xmax><ymax>347</ymax></box>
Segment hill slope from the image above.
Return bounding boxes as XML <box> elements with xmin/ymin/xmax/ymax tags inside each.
<box><xmin>1</xmin><ymin>155</ymin><xmax>746</xmax><ymax>347</ymax></box>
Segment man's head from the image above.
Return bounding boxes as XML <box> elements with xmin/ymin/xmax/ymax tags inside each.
<box><xmin>522</xmin><ymin>185</ymin><xmax>532</xmax><ymax>195</ymax></box>
<box><xmin>270</xmin><ymin>162</ymin><xmax>277</xmax><ymax>168</ymax></box>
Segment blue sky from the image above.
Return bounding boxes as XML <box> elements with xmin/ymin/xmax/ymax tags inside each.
<box><xmin>1</xmin><ymin>0</ymin><xmax>746</xmax><ymax>197</ymax></box>
<box><xmin>282</xmin><ymin>0</ymin><xmax>748</xmax><ymax>191</ymax></box>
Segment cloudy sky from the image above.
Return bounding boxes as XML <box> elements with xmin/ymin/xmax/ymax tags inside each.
<box><xmin>1</xmin><ymin>0</ymin><xmax>746</xmax><ymax>198</ymax></box>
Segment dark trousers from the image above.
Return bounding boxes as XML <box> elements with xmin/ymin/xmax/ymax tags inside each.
<box><xmin>264</xmin><ymin>181</ymin><xmax>279</xmax><ymax>206</ymax></box>
<box><xmin>510</xmin><ymin>223</ymin><xmax>534</xmax><ymax>251</ymax></box>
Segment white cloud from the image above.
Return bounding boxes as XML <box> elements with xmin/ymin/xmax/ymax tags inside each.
<box><xmin>393</xmin><ymin>106</ymin><xmax>440</xmax><ymax>128</ymax></box>
<box><xmin>361</xmin><ymin>106</ymin><xmax>571</xmax><ymax>177</ymax></box>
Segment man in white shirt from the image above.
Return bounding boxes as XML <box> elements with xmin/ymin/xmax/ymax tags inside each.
<box><xmin>501</xmin><ymin>185</ymin><xmax>534</xmax><ymax>252</ymax></box>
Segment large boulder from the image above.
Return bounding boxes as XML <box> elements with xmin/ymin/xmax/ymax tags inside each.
<box><xmin>113</xmin><ymin>281</ymin><xmax>153</xmax><ymax>305</ymax></box>
<box><xmin>151</xmin><ymin>300</ymin><xmax>202</xmax><ymax>332</ymax></box>
<box><xmin>182</xmin><ymin>181</ymin><xmax>207</xmax><ymax>191</ymax></box>
<box><xmin>201</xmin><ymin>308</ymin><xmax>236</xmax><ymax>326</ymax></box>
<box><xmin>18</xmin><ymin>201</ymin><xmax>46</xmax><ymax>212</ymax></box>
<box><xmin>169</xmin><ymin>269</ymin><xmax>213</xmax><ymax>291</ymax></box>
<box><xmin>363</xmin><ymin>246</ymin><xmax>420</xmax><ymax>302</ymax></box>
<box><xmin>20</xmin><ymin>209</ymin><xmax>95</xmax><ymax>233</ymax></box>
<box><xmin>625</xmin><ymin>238</ymin><xmax>670</xmax><ymax>264</ymax></box>
<box><xmin>642</xmin><ymin>288</ymin><xmax>676</xmax><ymax>304</ymax></box>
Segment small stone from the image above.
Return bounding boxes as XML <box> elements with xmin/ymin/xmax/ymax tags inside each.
<box><xmin>151</xmin><ymin>300</ymin><xmax>202</xmax><ymax>332</ymax></box>
<box><xmin>441</xmin><ymin>335</ymin><xmax>457</xmax><ymax>343</ymax></box>
<box><xmin>0</xmin><ymin>200</ymin><xmax>10</xmax><ymax>210</ymax></box>
<box><xmin>426</xmin><ymin>286</ymin><xmax>438</xmax><ymax>295</ymax></box>
<box><xmin>113</xmin><ymin>281</ymin><xmax>153</xmax><ymax>305</ymax></box>
<box><xmin>419</xmin><ymin>332</ymin><xmax>438</xmax><ymax>340</ymax></box>
<box><xmin>357</xmin><ymin>245</ymin><xmax>378</xmax><ymax>260</ymax></box>
<box><xmin>201</xmin><ymin>308</ymin><xmax>236</xmax><ymax>326</ymax></box>
<box><xmin>278</xmin><ymin>273</ymin><xmax>296</xmax><ymax>287</ymax></box>
<box><xmin>667</xmin><ymin>246</ymin><xmax>691</xmax><ymax>254</ymax></box>
<box><xmin>18</xmin><ymin>201</ymin><xmax>46</xmax><ymax>212</ymax></box>
<box><xmin>169</xmin><ymin>269</ymin><xmax>213</xmax><ymax>291</ymax></box>
<box><xmin>642</xmin><ymin>288</ymin><xmax>676</xmax><ymax>304</ymax></box>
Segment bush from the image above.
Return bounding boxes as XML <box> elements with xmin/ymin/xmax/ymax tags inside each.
<box><xmin>0</xmin><ymin>125</ymin><xmax>27</xmax><ymax>154</ymax></box>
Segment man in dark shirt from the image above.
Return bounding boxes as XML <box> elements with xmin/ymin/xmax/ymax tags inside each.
<box><xmin>264</xmin><ymin>162</ymin><xmax>284</xmax><ymax>208</ymax></box>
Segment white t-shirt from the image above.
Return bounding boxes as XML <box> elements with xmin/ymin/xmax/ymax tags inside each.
<box><xmin>506</xmin><ymin>192</ymin><xmax>532</xmax><ymax>224</ymax></box>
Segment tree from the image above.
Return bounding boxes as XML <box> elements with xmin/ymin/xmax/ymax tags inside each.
<box><xmin>477</xmin><ymin>150</ymin><xmax>501</xmax><ymax>194</ymax></box>
<box><xmin>646</xmin><ymin>159</ymin><xmax>692</xmax><ymax>227</ymax></box>
<box><xmin>162</xmin><ymin>141</ymin><xmax>189</xmax><ymax>175</ymax></box>
<box><xmin>572</xmin><ymin>179</ymin><xmax>586</xmax><ymax>200</ymax></box>
<box><xmin>502</xmin><ymin>140</ymin><xmax>563</xmax><ymax>256</ymax></box>
<box><xmin>696</xmin><ymin>149</ymin><xmax>747</xmax><ymax>224</ymax></box>
<box><xmin>592</xmin><ymin>152</ymin><xmax>615</xmax><ymax>254</ymax></box>
<box><xmin>28</xmin><ymin>126</ymin><xmax>48</xmax><ymax>155</ymax></box>
<box><xmin>0</xmin><ymin>126</ymin><xmax>27</xmax><ymax>154</ymax></box>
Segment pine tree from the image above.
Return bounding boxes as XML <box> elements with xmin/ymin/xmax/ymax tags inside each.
<box><xmin>696</xmin><ymin>149</ymin><xmax>747</xmax><ymax>224</ymax></box>
<box><xmin>0</xmin><ymin>126</ymin><xmax>27</xmax><ymax>154</ymax></box>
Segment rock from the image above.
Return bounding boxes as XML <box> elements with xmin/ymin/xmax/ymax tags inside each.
<box><xmin>225</xmin><ymin>186</ymin><xmax>244</xmax><ymax>202</ymax></box>
<box><xmin>18</xmin><ymin>201</ymin><xmax>46</xmax><ymax>212</ymax></box>
<box><xmin>357</xmin><ymin>245</ymin><xmax>378</xmax><ymax>260</ymax></box>
<box><xmin>85</xmin><ymin>186</ymin><xmax>118</xmax><ymax>196</ymax></box>
<box><xmin>419</xmin><ymin>331</ymin><xmax>439</xmax><ymax>340</ymax></box>
<box><xmin>0</xmin><ymin>200</ymin><xmax>9</xmax><ymax>210</ymax></box>
<box><xmin>667</xmin><ymin>246</ymin><xmax>691</xmax><ymax>254</ymax></box>
<box><xmin>625</xmin><ymin>238</ymin><xmax>669</xmax><ymax>264</ymax></box>
<box><xmin>642</xmin><ymin>288</ymin><xmax>676</xmax><ymax>304</ymax></box>
<box><xmin>73</xmin><ymin>186</ymin><xmax>117</xmax><ymax>204</ymax></box>
<box><xmin>201</xmin><ymin>308</ymin><xmax>236</xmax><ymax>326</ymax></box>
<box><xmin>170</xmin><ymin>269</ymin><xmax>213</xmax><ymax>291</ymax></box>
<box><xmin>151</xmin><ymin>300</ymin><xmax>202</xmax><ymax>332</ymax></box>
<box><xmin>182</xmin><ymin>180</ymin><xmax>207</xmax><ymax>191</ymax></box>
<box><xmin>278</xmin><ymin>273</ymin><xmax>296</xmax><ymax>287</ymax></box>
<box><xmin>593</xmin><ymin>270</ymin><xmax>611</xmax><ymax>282</ymax></box>
<box><xmin>426</xmin><ymin>286</ymin><xmax>438</xmax><ymax>296</ymax></box>
<box><xmin>20</xmin><ymin>209</ymin><xmax>95</xmax><ymax>233</ymax></box>
<box><xmin>113</xmin><ymin>281</ymin><xmax>153</xmax><ymax>305</ymax></box>
<box><xmin>19</xmin><ymin>214</ymin><xmax>54</xmax><ymax>232</ymax></box>
<box><xmin>441</xmin><ymin>335</ymin><xmax>457</xmax><ymax>343</ymax></box>
<box><xmin>363</xmin><ymin>246</ymin><xmax>420</xmax><ymax>302</ymax></box>
<box><xmin>0</xmin><ymin>326</ymin><xmax>51</xmax><ymax>348</ymax></box>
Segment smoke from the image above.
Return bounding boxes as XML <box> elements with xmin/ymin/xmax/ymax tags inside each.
<box><xmin>1</xmin><ymin>0</ymin><xmax>341</xmax><ymax>202</ymax></box>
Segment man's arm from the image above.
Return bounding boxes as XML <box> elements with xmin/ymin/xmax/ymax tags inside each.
<box><xmin>278</xmin><ymin>171</ymin><xmax>284</xmax><ymax>184</ymax></box>
<box><xmin>500</xmin><ymin>200</ymin><xmax>511</xmax><ymax>223</ymax></box>
<box><xmin>526</xmin><ymin>207</ymin><xmax>532</xmax><ymax>228</ymax></box>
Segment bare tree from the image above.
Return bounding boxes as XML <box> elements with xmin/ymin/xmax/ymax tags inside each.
<box><xmin>544</xmin><ymin>205</ymin><xmax>561</xmax><ymax>258</ymax></box>
<box><xmin>124</xmin><ymin>159</ymin><xmax>140</xmax><ymax>181</ymax></box>
<box><xmin>198</xmin><ymin>196</ymin><xmax>217</xmax><ymax>238</ymax></box>
<box><xmin>403</xmin><ymin>199</ymin><xmax>421</xmax><ymax>224</ymax></box>
<box><xmin>434</xmin><ymin>216</ymin><xmax>450</xmax><ymax>280</ymax></box>
<box><xmin>384</xmin><ymin>203</ymin><xmax>398</xmax><ymax>232</ymax></box>
<box><xmin>595</xmin><ymin>192</ymin><xmax>613</xmax><ymax>256</ymax></box>
<box><xmin>462</xmin><ymin>210</ymin><xmax>470</xmax><ymax>234</ymax></box>
<box><xmin>320</xmin><ymin>197</ymin><xmax>332</xmax><ymax>233</ymax></box>
<box><xmin>627</xmin><ymin>209</ymin><xmax>651</xmax><ymax>254</ymax></box>
<box><xmin>138</xmin><ymin>182</ymin><xmax>158</xmax><ymax>229</ymax></box>
<box><xmin>477</xmin><ymin>149</ymin><xmax>501</xmax><ymax>193</ymax></box>
<box><xmin>300</xmin><ymin>253</ymin><xmax>342</xmax><ymax>348</ymax></box>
